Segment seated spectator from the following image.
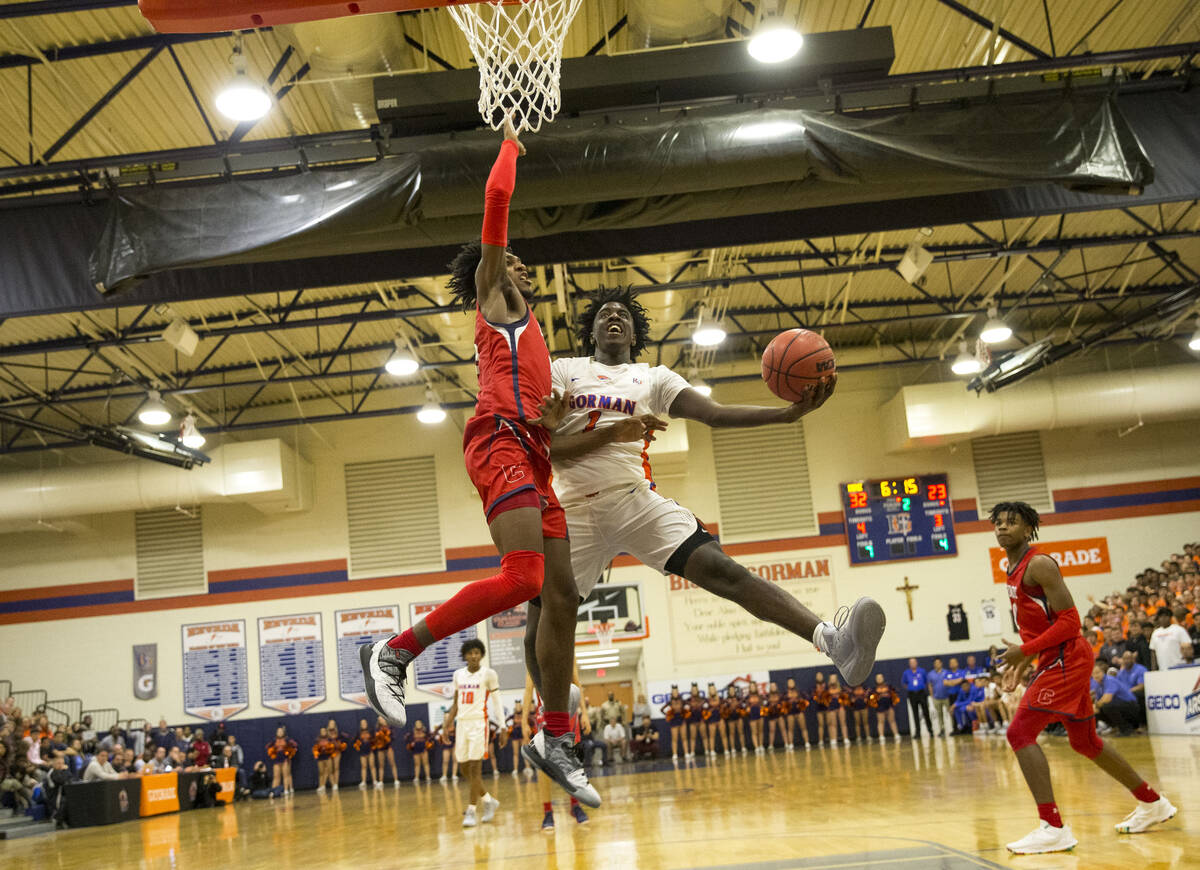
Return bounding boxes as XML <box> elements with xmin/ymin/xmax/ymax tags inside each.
<box><xmin>1115</xmin><ymin>650</ymin><xmax>1148</xmax><ymax>727</ymax></box>
<box><xmin>632</xmin><ymin>693</ymin><xmax>653</xmax><ymax>726</ymax></box>
<box><xmin>151</xmin><ymin>719</ymin><xmax>174</xmax><ymax>752</ymax></box>
<box><xmin>1126</xmin><ymin>620</ymin><xmax>1153</xmax><ymax>668</ymax></box>
<box><xmin>192</xmin><ymin>729</ymin><xmax>212</xmax><ymax>768</ymax></box>
<box><xmin>210</xmin><ymin>722</ymin><xmax>229</xmax><ymax>758</ymax></box>
<box><xmin>952</xmin><ymin>677</ymin><xmax>986</xmax><ymax>734</ymax></box>
<box><xmin>248</xmin><ymin>760</ymin><xmax>282</xmax><ymax>799</ymax></box>
<box><xmin>134</xmin><ymin>748</ymin><xmax>155</xmax><ymax>775</ymax></box>
<box><xmin>212</xmin><ymin>745</ymin><xmax>249</xmax><ymax>798</ymax></box>
<box><xmin>225</xmin><ymin>734</ymin><xmax>244</xmax><ymax>769</ymax></box>
<box><xmin>603</xmin><ymin>717</ymin><xmax>629</xmax><ymax>763</ymax></box>
<box><xmin>83</xmin><ymin>748</ymin><xmax>127</xmax><ymax>782</ymax></box>
<box><xmin>79</xmin><ymin>715</ymin><xmax>97</xmax><ymax>751</ymax></box>
<box><xmin>1097</xmin><ymin>628</ymin><xmax>1127</xmax><ymax>664</ymax></box>
<box><xmin>1150</xmin><ymin>606</ymin><xmax>1193</xmax><ymax>669</ymax></box>
<box><xmin>1090</xmin><ymin>663</ymin><xmax>1140</xmax><ymax>737</ymax></box>
<box><xmin>164</xmin><ymin>746</ymin><xmax>188</xmax><ymax>772</ymax></box>
<box><xmin>41</xmin><ymin>752</ymin><xmax>73</xmax><ymax>829</ymax></box>
<box><xmin>631</xmin><ymin>716</ymin><xmax>659</xmax><ymax>760</ymax></box>
<box><xmin>1</xmin><ymin>758</ymin><xmax>35</xmax><ymax>813</ymax></box>
<box><xmin>99</xmin><ymin>725</ymin><xmax>125</xmax><ymax>754</ymax></box>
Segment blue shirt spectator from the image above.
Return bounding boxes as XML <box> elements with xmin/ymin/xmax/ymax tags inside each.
<box><xmin>902</xmin><ymin>665</ymin><xmax>928</xmax><ymax>693</ymax></box>
<box><xmin>1090</xmin><ymin>674</ymin><xmax>1136</xmax><ymax>705</ymax></box>
<box><xmin>963</xmin><ymin>656</ymin><xmax>987</xmax><ymax>681</ymax></box>
<box><xmin>927</xmin><ymin>664</ymin><xmax>948</xmax><ymax>699</ymax></box>
<box><xmin>1115</xmin><ymin>654</ymin><xmax>1147</xmax><ymax>695</ymax></box>
<box><xmin>943</xmin><ymin>661</ymin><xmax>967</xmax><ymax>700</ymax></box>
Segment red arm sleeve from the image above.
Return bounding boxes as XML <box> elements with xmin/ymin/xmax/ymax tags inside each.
<box><xmin>481</xmin><ymin>139</ymin><xmax>519</xmax><ymax>248</ymax></box>
<box><xmin>1020</xmin><ymin>606</ymin><xmax>1083</xmax><ymax>656</ymax></box>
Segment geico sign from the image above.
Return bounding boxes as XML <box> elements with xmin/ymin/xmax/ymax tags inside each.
<box><xmin>990</xmin><ymin>537</ymin><xmax>1110</xmax><ymax>583</ymax></box>
<box><xmin>1147</xmin><ymin>694</ymin><xmax>1180</xmax><ymax>710</ymax></box>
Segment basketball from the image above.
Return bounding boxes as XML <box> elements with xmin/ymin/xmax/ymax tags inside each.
<box><xmin>761</xmin><ymin>329</ymin><xmax>837</xmax><ymax>403</ymax></box>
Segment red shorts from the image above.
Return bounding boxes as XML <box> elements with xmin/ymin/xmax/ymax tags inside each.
<box><xmin>463</xmin><ymin>415</ymin><xmax>566</xmax><ymax>539</ymax></box>
<box><xmin>1019</xmin><ymin>636</ymin><xmax>1095</xmax><ymax>721</ymax></box>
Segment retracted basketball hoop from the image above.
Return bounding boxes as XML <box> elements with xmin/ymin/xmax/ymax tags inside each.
<box><xmin>592</xmin><ymin>620</ymin><xmax>615</xmax><ymax>650</ymax></box>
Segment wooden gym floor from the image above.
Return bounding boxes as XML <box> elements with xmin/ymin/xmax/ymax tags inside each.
<box><xmin>7</xmin><ymin>735</ymin><xmax>1193</xmax><ymax>869</ymax></box>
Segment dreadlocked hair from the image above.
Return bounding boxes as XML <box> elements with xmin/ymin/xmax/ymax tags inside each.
<box><xmin>988</xmin><ymin>501</ymin><xmax>1041</xmax><ymax>540</ymax></box>
<box><xmin>446</xmin><ymin>240</ymin><xmax>513</xmax><ymax>312</ymax></box>
<box><xmin>576</xmin><ymin>285</ymin><xmax>651</xmax><ymax>360</ymax></box>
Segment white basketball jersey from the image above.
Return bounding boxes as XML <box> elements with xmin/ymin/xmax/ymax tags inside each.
<box><xmin>550</xmin><ymin>357</ymin><xmax>691</xmax><ymax>506</ymax></box>
<box><xmin>453</xmin><ymin>666</ymin><xmax>499</xmax><ymax>721</ymax></box>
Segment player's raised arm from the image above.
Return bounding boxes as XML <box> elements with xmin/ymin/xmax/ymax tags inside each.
<box><xmin>668</xmin><ymin>374</ymin><xmax>836</xmax><ymax>427</ymax></box>
<box><xmin>474</xmin><ymin>118</ymin><xmax>527</xmax><ymax>324</ymax></box>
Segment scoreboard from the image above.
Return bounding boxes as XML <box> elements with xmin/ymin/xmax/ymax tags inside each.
<box><xmin>840</xmin><ymin>473</ymin><xmax>956</xmax><ymax>565</ymax></box>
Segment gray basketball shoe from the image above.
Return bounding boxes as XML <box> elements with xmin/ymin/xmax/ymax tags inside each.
<box><xmin>359</xmin><ymin>638</ymin><xmax>413</xmax><ymax>727</ymax></box>
<box><xmin>814</xmin><ymin>597</ymin><xmax>886</xmax><ymax>686</ymax></box>
<box><xmin>522</xmin><ymin>730</ymin><xmax>601</xmax><ymax>808</ymax></box>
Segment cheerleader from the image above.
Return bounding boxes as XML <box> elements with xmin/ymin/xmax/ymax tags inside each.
<box><xmin>323</xmin><ymin>718</ymin><xmax>347</xmax><ymax>790</ymax></box>
<box><xmin>353</xmin><ymin>718</ymin><xmax>378</xmax><ymax>789</ymax></box>
<box><xmin>849</xmin><ymin>683</ymin><xmax>871</xmax><ymax>742</ymax></box>
<box><xmin>824</xmin><ymin>674</ymin><xmax>849</xmax><ymax>745</ymax></box>
<box><xmin>811</xmin><ymin>672</ymin><xmax>830</xmax><ymax>746</ymax></box>
<box><xmin>702</xmin><ymin>683</ymin><xmax>722</xmax><ymax>757</ymax></box>
<box><xmin>764</xmin><ymin>682</ymin><xmax>783</xmax><ymax>750</ymax></box>
<box><xmin>746</xmin><ymin>687</ymin><xmax>764</xmax><ymax>753</ymax></box>
<box><xmin>266</xmin><ymin>725</ymin><xmax>297</xmax><ymax>795</ymax></box>
<box><xmin>436</xmin><ymin>720</ymin><xmax>458</xmax><ymax>782</ymax></box>
<box><xmin>660</xmin><ymin>686</ymin><xmax>687</xmax><ymax>760</ymax></box>
<box><xmin>720</xmin><ymin>687</ymin><xmax>744</xmax><ymax>754</ymax></box>
<box><xmin>372</xmin><ymin>715</ymin><xmax>400</xmax><ymax>786</ymax></box>
<box><xmin>405</xmin><ymin>720</ymin><xmax>434</xmax><ymax>783</ymax></box>
<box><xmin>685</xmin><ymin>682</ymin><xmax>705</xmax><ymax>758</ymax></box>
<box><xmin>869</xmin><ymin>673</ymin><xmax>901</xmax><ymax>742</ymax></box>
<box><xmin>783</xmin><ymin>678</ymin><xmax>809</xmax><ymax>750</ymax></box>
<box><xmin>506</xmin><ymin>700</ymin><xmax>527</xmax><ymax>777</ymax></box>
<box><xmin>313</xmin><ymin>727</ymin><xmax>335</xmax><ymax>791</ymax></box>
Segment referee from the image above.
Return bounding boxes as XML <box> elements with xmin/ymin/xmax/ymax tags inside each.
<box><xmin>902</xmin><ymin>658</ymin><xmax>934</xmax><ymax>738</ymax></box>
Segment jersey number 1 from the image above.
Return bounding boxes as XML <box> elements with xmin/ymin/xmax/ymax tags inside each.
<box><xmin>583</xmin><ymin>410</ymin><xmax>602</xmax><ymax>432</ymax></box>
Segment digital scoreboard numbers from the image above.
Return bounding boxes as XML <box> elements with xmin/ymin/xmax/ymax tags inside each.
<box><xmin>841</xmin><ymin>473</ymin><xmax>956</xmax><ymax>565</ymax></box>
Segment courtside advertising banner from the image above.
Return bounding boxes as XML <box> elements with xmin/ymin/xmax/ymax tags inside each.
<box><xmin>989</xmin><ymin>537</ymin><xmax>1111</xmax><ymax>583</ymax></box>
<box><xmin>411</xmin><ymin>601</ymin><xmax>477</xmax><ymax>699</ymax></box>
<box><xmin>1145</xmin><ymin>666</ymin><xmax>1200</xmax><ymax>735</ymax></box>
<box><xmin>257</xmin><ymin>613</ymin><xmax>326</xmax><ymax>714</ymax></box>
<box><xmin>214</xmin><ymin>767</ymin><xmax>237</xmax><ymax>804</ymax></box>
<box><xmin>335</xmin><ymin>605</ymin><xmax>401</xmax><ymax>706</ymax></box>
<box><xmin>139</xmin><ymin>772</ymin><xmax>180</xmax><ymax>816</ymax></box>
<box><xmin>487</xmin><ymin>604</ymin><xmax>528</xmax><ymax>690</ymax></box>
<box><xmin>133</xmin><ymin>643</ymin><xmax>157</xmax><ymax>700</ymax></box>
<box><xmin>181</xmin><ymin>619</ymin><xmax>249</xmax><ymax>721</ymax></box>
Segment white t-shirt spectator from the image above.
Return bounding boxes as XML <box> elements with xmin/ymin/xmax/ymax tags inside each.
<box><xmin>603</xmin><ymin>722</ymin><xmax>625</xmax><ymax>743</ymax></box>
<box><xmin>84</xmin><ymin>759</ymin><xmax>120</xmax><ymax>782</ymax></box>
<box><xmin>1151</xmin><ymin>624</ymin><xmax>1191</xmax><ymax>669</ymax></box>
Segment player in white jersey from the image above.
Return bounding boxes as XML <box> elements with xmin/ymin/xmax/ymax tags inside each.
<box><xmin>443</xmin><ymin>639</ymin><xmax>506</xmax><ymax>827</ymax></box>
<box><xmin>524</xmin><ymin>286</ymin><xmax>886</xmax><ymax>689</ymax></box>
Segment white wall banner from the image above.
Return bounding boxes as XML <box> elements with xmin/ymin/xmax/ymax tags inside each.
<box><xmin>133</xmin><ymin>643</ymin><xmax>157</xmax><ymax>700</ymax></box>
<box><xmin>181</xmin><ymin>620</ymin><xmax>249</xmax><ymax>721</ymax></box>
<box><xmin>257</xmin><ymin>613</ymin><xmax>326</xmax><ymax>715</ymax></box>
<box><xmin>335</xmin><ymin>605</ymin><xmax>401</xmax><ymax>706</ymax></box>
<box><xmin>1145</xmin><ymin>665</ymin><xmax>1200</xmax><ymax>736</ymax></box>
<box><xmin>410</xmin><ymin>601</ymin><xmax>478</xmax><ymax>699</ymax></box>
<box><xmin>666</xmin><ymin>551</ymin><xmax>836</xmax><ymax>665</ymax></box>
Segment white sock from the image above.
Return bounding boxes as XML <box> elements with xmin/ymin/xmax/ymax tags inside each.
<box><xmin>812</xmin><ymin>621</ymin><xmax>832</xmax><ymax>652</ymax></box>
<box><xmin>467</xmin><ymin>804</ymin><xmax>476</xmax><ymax>812</ymax></box>
<box><xmin>482</xmin><ymin>793</ymin><xmax>492</xmax><ymax>802</ymax></box>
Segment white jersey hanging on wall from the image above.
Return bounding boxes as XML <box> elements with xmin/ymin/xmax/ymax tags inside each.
<box><xmin>979</xmin><ymin>599</ymin><xmax>1004</xmax><ymax>636</ymax></box>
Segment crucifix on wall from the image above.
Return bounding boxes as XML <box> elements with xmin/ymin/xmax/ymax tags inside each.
<box><xmin>896</xmin><ymin>576</ymin><xmax>919</xmax><ymax>621</ymax></box>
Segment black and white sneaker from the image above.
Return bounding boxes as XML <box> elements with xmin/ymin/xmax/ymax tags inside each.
<box><xmin>359</xmin><ymin>638</ymin><xmax>413</xmax><ymax>727</ymax></box>
<box><xmin>522</xmin><ymin>730</ymin><xmax>601</xmax><ymax>808</ymax></box>
<box><xmin>813</xmin><ymin>597</ymin><xmax>886</xmax><ymax>687</ymax></box>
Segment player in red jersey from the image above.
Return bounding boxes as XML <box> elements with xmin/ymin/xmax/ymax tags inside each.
<box><xmin>991</xmin><ymin>502</ymin><xmax>1176</xmax><ymax>854</ymax></box>
<box><xmin>359</xmin><ymin>121</ymin><xmax>597</xmax><ymax>809</ymax></box>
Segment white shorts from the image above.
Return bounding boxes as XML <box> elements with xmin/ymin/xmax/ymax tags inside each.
<box><xmin>454</xmin><ymin>719</ymin><xmax>489</xmax><ymax>763</ymax></box>
<box><xmin>564</xmin><ymin>481</ymin><xmax>707</xmax><ymax>597</ymax></box>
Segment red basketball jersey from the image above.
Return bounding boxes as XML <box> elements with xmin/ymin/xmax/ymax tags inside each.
<box><xmin>472</xmin><ymin>305</ymin><xmax>552</xmax><ymax>448</ymax></box>
<box><xmin>1007</xmin><ymin>547</ymin><xmax>1057</xmax><ymax>643</ymax></box>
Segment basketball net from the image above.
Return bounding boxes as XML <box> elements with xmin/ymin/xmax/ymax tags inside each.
<box><xmin>447</xmin><ymin>0</ymin><xmax>583</xmax><ymax>133</ymax></box>
<box><xmin>593</xmin><ymin>620</ymin><xmax>614</xmax><ymax>650</ymax></box>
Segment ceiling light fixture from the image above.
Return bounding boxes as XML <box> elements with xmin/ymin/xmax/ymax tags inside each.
<box><xmin>137</xmin><ymin>390</ymin><xmax>172</xmax><ymax>427</ymax></box>
<box><xmin>747</xmin><ymin>1</ymin><xmax>804</xmax><ymax>64</ymax></box>
<box><xmin>416</xmin><ymin>388</ymin><xmax>447</xmax><ymax>425</ymax></box>
<box><xmin>215</xmin><ymin>35</ymin><xmax>271</xmax><ymax>122</ymax></box>
<box><xmin>179</xmin><ymin>413</ymin><xmax>206</xmax><ymax>449</ymax></box>
<box><xmin>979</xmin><ymin>307</ymin><xmax>1013</xmax><ymax>344</ymax></box>
<box><xmin>384</xmin><ymin>337</ymin><xmax>420</xmax><ymax>377</ymax></box>
<box><xmin>691</xmin><ymin>305</ymin><xmax>727</xmax><ymax>347</ymax></box>
<box><xmin>950</xmin><ymin>341</ymin><xmax>981</xmax><ymax>376</ymax></box>
<box><xmin>690</xmin><ymin>377</ymin><xmax>713</xmax><ymax>397</ymax></box>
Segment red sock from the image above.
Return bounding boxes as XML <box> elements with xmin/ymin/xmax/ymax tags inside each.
<box><xmin>410</xmin><ymin>550</ymin><xmax>542</xmax><ymax>643</ymax></box>
<box><xmin>1037</xmin><ymin>803</ymin><xmax>1063</xmax><ymax>828</ymax></box>
<box><xmin>570</xmin><ymin>797</ymin><xmax>579</xmax><ymax>808</ymax></box>
<box><xmin>1132</xmin><ymin>782</ymin><xmax>1160</xmax><ymax>803</ymax></box>
<box><xmin>543</xmin><ymin>712</ymin><xmax>570</xmax><ymax>737</ymax></box>
<box><xmin>542</xmin><ymin>801</ymin><xmax>552</xmax><ymax>813</ymax></box>
<box><xmin>386</xmin><ymin>628</ymin><xmax>423</xmax><ymax>656</ymax></box>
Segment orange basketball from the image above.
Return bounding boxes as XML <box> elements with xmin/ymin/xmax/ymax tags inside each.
<box><xmin>761</xmin><ymin>328</ymin><xmax>836</xmax><ymax>403</ymax></box>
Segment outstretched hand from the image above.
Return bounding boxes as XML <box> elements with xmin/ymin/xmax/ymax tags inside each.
<box><xmin>998</xmin><ymin>638</ymin><xmax>1032</xmax><ymax>674</ymax></box>
<box><xmin>608</xmin><ymin>414</ymin><xmax>669</xmax><ymax>443</ymax></box>
<box><xmin>503</xmin><ymin>116</ymin><xmax>526</xmax><ymax>157</ymax></box>
<box><xmin>529</xmin><ymin>390</ymin><xmax>570</xmax><ymax>429</ymax></box>
<box><xmin>779</xmin><ymin>374</ymin><xmax>837</xmax><ymax>422</ymax></box>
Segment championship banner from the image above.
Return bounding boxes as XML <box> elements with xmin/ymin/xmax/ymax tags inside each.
<box><xmin>214</xmin><ymin>767</ymin><xmax>237</xmax><ymax>804</ymax></box>
<box><xmin>257</xmin><ymin>613</ymin><xmax>326</xmax><ymax>715</ymax></box>
<box><xmin>487</xmin><ymin>604</ymin><xmax>528</xmax><ymax>690</ymax></box>
<box><xmin>667</xmin><ymin>551</ymin><xmax>836</xmax><ymax>665</ymax></box>
<box><xmin>181</xmin><ymin>620</ymin><xmax>249</xmax><ymax>722</ymax></box>
<box><xmin>410</xmin><ymin>601</ymin><xmax>477</xmax><ymax>699</ymax></box>
<box><xmin>335</xmin><ymin>605</ymin><xmax>401</xmax><ymax>706</ymax></box>
<box><xmin>1145</xmin><ymin>666</ymin><xmax>1200</xmax><ymax>736</ymax></box>
<box><xmin>989</xmin><ymin>537</ymin><xmax>1111</xmax><ymax>583</ymax></box>
<box><xmin>139</xmin><ymin>772</ymin><xmax>180</xmax><ymax>817</ymax></box>
<box><xmin>133</xmin><ymin>643</ymin><xmax>158</xmax><ymax>700</ymax></box>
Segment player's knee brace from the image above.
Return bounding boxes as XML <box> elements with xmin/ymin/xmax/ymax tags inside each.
<box><xmin>1066</xmin><ymin>719</ymin><xmax>1104</xmax><ymax>759</ymax></box>
<box><xmin>499</xmin><ymin>549</ymin><xmax>544</xmax><ymax>604</ymax></box>
<box><xmin>1006</xmin><ymin>713</ymin><xmax>1041</xmax><ymax>751</ymax></box>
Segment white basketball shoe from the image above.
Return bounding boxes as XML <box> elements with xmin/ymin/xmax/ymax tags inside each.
<box><xmin>1116</xmin><ymin>796</ymin><xmax>1176</xmax><ymax>833</ymax></box>
<box><xmin>1006</xmin><ymin>821</ymin><xmax>1077</xmax><ymax>854</ymax></box>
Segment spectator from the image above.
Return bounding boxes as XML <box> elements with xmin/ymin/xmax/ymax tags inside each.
<box><xmin>927</xmin><ymin>658</ymin><xmax>951</xmax><ymax>737</ymax></box>
<box><xmin>1116</xmin><ymin>650</ymin><xmax>1148</xmax><ymax>727</ymax></box>
<box><xmin>951</xmin><ymin>677</ymin><xmax>985</xmax><ymax>735</ymax></box>
<box><xmin>631</xmin><ymin>715</ymin><xmax>659</xmax><ymax>760</ymax></box>
<box><xmin>209</xmin><ymin>722</ymin><xmax>229</xmax><ymax>758</ymax></box>
<box><xmin>901</xmin><ymin>658</ymin><xmax>933</xmax><ymax>739</ymax></box>
<box><xmin>134</xmin><ymin>748</ymin><xmax>154</xmax><ymax>775</ymax></box>
<box><xmin>42</xmin><ymin>753</ymin><xmax>73</xmax><ymax>829</ymax></box>
<box><xmin>1126</xmin><ymin>621</ymin><xmax>1153</xmax><ymax>668</ymax></box>
<box><xmin>584</xmin><ymin>696</ymin><xmax>602</xmax><ymax>736</ymax></box>
<box><xmin>1</xmin><ymin>758</ymin><xmax>35</xmax><ymax>813</ymax></box>
<box><xmin>1150</xmin><ymin>606</ymin><xmax>1193</xmax><ymax>669</ymax></box>
<box><xmin>192</xmin><ymin>729</ymin><xmax>212</xmax><ymax>768</ymax></box>
<box><xmin>212</xmin><ymin>745</ymin><xmax>249</xmax><ymax>799</ymax></box>
<box><xmin>599</xmin><ymin>692</ymin><xmax>626</xmax><ymax>730</ymax></box>
<box><xmin>226</xmin><ymin>734</ymin><xmax>244</xmax><ymax>769</ymax></box>
<box><xmin>193</xmin><ymin>771</ymin><xmax>221</xmax><ymax>809</ymax></box>
<box><xmin>148</xmin><ymin>746</ymin><xmax>169</xmax><ymax>774</ymax></box>
<box><xmin>99</xmin><ymin>725</ymin><xmax>124</xmax><ymax>754</ymax></box>
<box><xmin>249</xmin><ymin>760</ymin><xmax>282</xmax><ymax>799</ymax></box>
<box><xmin>632</xmin><ymin>693</ymin><xmax>653</xmax><ymax>725</ymax></box>
<box><xmin>603</xmin><ymin>718</ymin><xmax>629</xmax><ymax>763</ymax></box>
<box><xmin>1090</xmin><ymin>663</ymin><xmax>1140</xmax><ymax>737</ymax></box>
<box><xmin>83</xmin><ymin>748</ymin><xmax>125</xmax><ymax>782</ymax></box>
<box><xmin>1098</xmin><ymin>627</ymin><xmax>1127</xmax><ymax>664</ymax></box>
<box><xmin>165</xmin><ymin>746</ymin><xmax>188</xmax><ymax>772</ymax></box>
<box><xmin>151</xmin><ymin>719</ymin><xmax>174</xmax><ymax>751</ymax></box>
